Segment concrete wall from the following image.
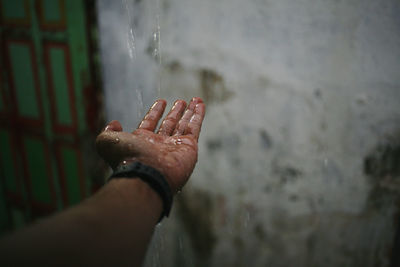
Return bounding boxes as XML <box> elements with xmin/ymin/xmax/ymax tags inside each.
<box><xmin>97</xmin><ymin>0</ymin><xmax>400</xmax><ymax>266</ymax></box>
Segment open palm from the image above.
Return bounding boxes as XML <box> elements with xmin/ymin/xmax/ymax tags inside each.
<box><xmin>96</xmin><ymin>98</ymin><xmax>206</xmax><ymax>193</ymax></box>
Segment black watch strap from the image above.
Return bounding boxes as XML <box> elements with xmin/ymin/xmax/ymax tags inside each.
<box><xmin>108</xmin><ymin>161</ymin><xmax>173</xmax><ymax>222</ymax></box>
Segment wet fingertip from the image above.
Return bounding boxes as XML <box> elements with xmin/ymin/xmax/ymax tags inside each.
<box><xmin>172</xmin><ymin>99</ymin><xmax>186</xmax><ymax>110</ymax></box>
<box><xmin>180</xmin><ymin>99</ymin><xmax>188</xmax><ymax>108</ymax></box>
<box><xmin>195</xmin><ymin>103</ymin><xmax>206</xmax><ymax>113</ymax></box>
<box><xmin>105</xmin><ymin>120</ymin><xmax>123</xmax><ymax>132</ymax></box>
<box><xmin>175</xmin><ymin>99</ymin><xmax>186</xmax><ymax>104</ymax></box>
<box><xmin>191</xmin><ymin>97</ymin><xmax>203</xmax><ymax>103</ymax></box>
<box><xmin>187</xmin><ymin>98</ymin><xmax>200</xmax><ymax>111</ymax></box>
<box><xmin>157</xmin><ymin>99</ymin><xmax>167</xmax><ymax>106</ymax></box>
<box><xmin>138</xmin><ymin>120</ymin><xmax>151</xmax><ymax>130</ymax></box>
<box><xmin>151</xmin><ymin>99</ymin><xmax>167</xmax><ymax>109</ymax></box>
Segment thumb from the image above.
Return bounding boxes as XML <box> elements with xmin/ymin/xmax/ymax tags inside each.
<box><xmin>96</xmin><ymin>130</ymin><xmax>136</xmax><ymax>169</ymax></box>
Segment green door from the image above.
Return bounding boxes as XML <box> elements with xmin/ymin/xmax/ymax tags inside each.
<box><xmin>0</xmin><ymin>0</ymin><xmax>102</xmax><ymax>234</ymax></box>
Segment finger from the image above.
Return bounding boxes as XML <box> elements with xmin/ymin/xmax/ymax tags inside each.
<box><xmin>138</xmin><ymin>99</ymin><xmax>167</xmax><ymax>132</ymax></box>
<box><xmin>173</xmin><ymin>97</ymin><xmax>203</xmax><ymax>136</ymax></box>
<box><xmin>158</xmin><ymin>100</ymin><xmax>187</xmax><ymax>135</ymax></box>
<box><xmin>96</xmin><ymin>130</ymin><xmax>135</xmax><ymax>170</ymax></box>
<box><xmin>184</xmin><ymin>103</ymin><xmax>206</xmax><ymax>140</ymax></box>
<box><xmin>104</xmin><ymin>120</ymin><xmax>123</xmax><ymax>132</ymax></box>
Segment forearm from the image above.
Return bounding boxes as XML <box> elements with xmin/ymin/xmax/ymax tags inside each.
<box><xmin>0</xmin><ymin>178</ymin><xmax>163</xmax><ymax>267</ymax></box>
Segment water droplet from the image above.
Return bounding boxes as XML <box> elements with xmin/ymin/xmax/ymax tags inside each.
<box><xmin>323</xmin><ymin>158</ymin><xmax>328</xmax><ymax>166</ymax></box>
<box><xmin>175</xmin><ymin>138</ymin><xmax>183</xmax><ymax>145</ymax></box>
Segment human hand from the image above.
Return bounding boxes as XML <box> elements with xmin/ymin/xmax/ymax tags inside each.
<box><xmin>96</xmin><ymin>97</ymin><xmax>206</xmax><ymax>193</ymax></box>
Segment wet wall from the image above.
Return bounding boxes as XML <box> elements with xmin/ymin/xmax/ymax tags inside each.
<box><xmin>97</xmin><ymin>0</ymin><xmax>400</xmax><ymax>266</ymax></box>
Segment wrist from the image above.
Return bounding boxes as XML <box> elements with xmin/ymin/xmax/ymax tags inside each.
<box><xmin>117</xmin><ymin>158</ymin><xmax>178</xmax><ymax>192</ymax></box>
<box><xmin>109</xmin><ymin>161</ymin><xmax>174</xmax><ymax>221</ymax></box>
<box><xmin>108</xmin><ymin>178</ymin><xmax>163</xmax><ymax>221</ymax></box>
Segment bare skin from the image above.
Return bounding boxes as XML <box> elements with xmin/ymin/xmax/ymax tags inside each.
<box><xmin>96</xmin><ymin>97</ymin><xmax>206</xmax><ymax>193</ymax></box>
<box><xmin>0</xmin><ymin>98</ymin><xmax>206</xmax><ymax>267</ymax></box>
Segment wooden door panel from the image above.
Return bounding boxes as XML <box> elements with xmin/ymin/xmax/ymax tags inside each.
<box><xmin>44</xmin><ymin>42</ymin><xmax>77</xmax><ymax>134</ymax></box>
<box><xmin>0</xmin><ymin>0</ymin><xmax>31</xmax><ymax>27</ymax></box>
<box><xmin>0</xmin><ymin>70</ymin><xmax>8</xmax><ymax>118</ymax></box>
<box><xmin>5</xmin><ymin>39</ymin><xmax>43</xmax><ymax>128</ymax></box>
<box><xmin>0</xmin><ymin>0</ymin><xmax>100</xmax><ymax>233</ymax></box>
<box><xmin>21</xmin><ymin>135</ymin><xmax>56</xmax><ymax>213</ymax></box>
<box><xmin>0</xmin><ymin>129</ymin><xmax>19</xmax><ymax>195</ymax></box>
<box><xmin>37</xmin><ymin>0</ymin><xmax>66</xmax><ymax>30</ymax></box>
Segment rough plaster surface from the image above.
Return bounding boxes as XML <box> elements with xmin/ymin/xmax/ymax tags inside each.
<box><xmin>98</xmin><ymin>0</ymin><xmax>400</xmax><ymax>266</ymax></box>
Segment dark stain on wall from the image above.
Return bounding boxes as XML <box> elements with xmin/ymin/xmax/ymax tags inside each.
<box><xmin>259</xmin><ymin>129</ymin><xmax>272</xmax><ymax>149</ymax></box>
<box><xmin>167</xmin><ymin>60</ymin><xmax>182</xmax><ymax>72</ymax></box>
<box><xmin>206</xmin><ymin>134</ymin><xmax>241</xmax><ymax>152</ymax></box>
<box><xmin>363</xmin><ymin>134</ymin><xmax>400</xmax><ymax>267</ymax></box>
<box><xmin>364</xmin><ymin>134</ymin><xmax>400</xmax><ymax>209</ymax></box>
<box><xmin>176</xmin><ymin>189</ymin><xmax>217</xmax><ymax>266</ymax></box>
<box><xmin>254</xmin><ymin>223</ymin><xmax>267</xmax><ymax>241</ymax></box>
<box><xmin>199</xmin><ymin>69</ymin><xmax>233</xmax><ymax>103</ymax></box>
<box><xmin>274</xmin><ymin>165</ymin><xmax>303</xmax><ymax>185</ymax></box>
<box><xmin>314</xmin><ymin>88</ymin><xmax>322</xmax><ymax>99</ymax></box>
<box><xmin>233</xmin><ymin>235</ymin><xmax>244</xmax><ymax>250</ymax></box>
<box><xmin>364</xmin><ymin>137</ymin><xmax>400</xmax><ymax>180</ymax></box>
<box><xmin>289</xmin><ymin>194</ymin><xmax>299</xmax><ymax>202</ymax></box>
<box><xmin>206</xmin><ymin>134</ymin><xmax>242</xmax><ymax>168</ymax></box>
<box><xmin>206</xmin><ymin>138</ymin><xmax>223</xmax><ymax>151</ymax></box>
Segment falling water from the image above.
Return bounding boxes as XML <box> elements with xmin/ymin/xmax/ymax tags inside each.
<box><xmin>123</xmin><ymin>0</ymin><xmax>144</xmax><ymax>124</ymax></box>
<box><xmin>135</xmin><ymin>88</ymin><xmax>144</xmax><ymax>119</ymax></box>
<box><xmin>152</xmin><ymin>0</ymin><xmax>162</xmax><ymax>96</ymax></box>
<box><xmin>124</xmin><ymin>0</ymin><xmax>137</xmax><ymax>59</ymax></box>
<box><xmin>151</xmin><ymin>16</ymin><xmax>161</xmax><ymax>64</ymax></box>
